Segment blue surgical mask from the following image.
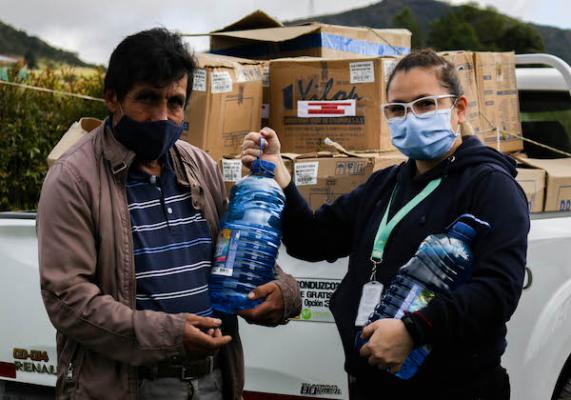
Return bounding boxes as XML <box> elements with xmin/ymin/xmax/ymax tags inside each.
<box><xmin>389</xmin><ymin>108</ymin><xmax>460</xmax><ymax>161</ymax></box>
<box><xmin>113</xmin><ymin>114</ymin><xmax>183</xmax><ymax>161</ymax></box>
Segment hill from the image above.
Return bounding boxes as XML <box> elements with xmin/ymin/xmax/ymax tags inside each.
<box><xmin>290</xmin><ymin>0</ymin><xmax>571</xmax><ymax>64</ymax></box>
<box><xmin>0</xmin><ymin>20</ymin><xmax>90</xmax><ymax>67</ymax></box>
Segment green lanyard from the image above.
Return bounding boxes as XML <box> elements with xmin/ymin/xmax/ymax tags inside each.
<box><xmin>370</xmin><ymin>177</ymin><xmax>443</xmax><ymax>280</ymax></box>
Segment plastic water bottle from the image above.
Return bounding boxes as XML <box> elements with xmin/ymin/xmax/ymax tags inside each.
<box><xmin>355</xmin><ymin>214</ymin><xmax>490</xmax><ymax>379</ymax></box>
<box><xmin>209</xmin><ymin>144</ymin><xmax>285</xmax><ymax>314</ymax></box>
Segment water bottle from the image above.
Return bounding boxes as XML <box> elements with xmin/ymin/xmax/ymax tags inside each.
<box><xmin>355</xmin><ymin>214</ymin><xmax>490</xmax><ymax>379</ymax></box>
<box><xmin>210</xmin><ymin>142</ymin><xmax>285</xmax><ymax>314</ymax></box>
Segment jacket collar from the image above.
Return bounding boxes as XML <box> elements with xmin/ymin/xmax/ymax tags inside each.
<box><xmin>101</xmin><ymin>117</ymin><xmax>136</xmax><ymax>183</ymax></box>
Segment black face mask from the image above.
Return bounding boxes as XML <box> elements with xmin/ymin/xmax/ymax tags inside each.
<box><xmin>113</xmin><ymin>114</ymin><xmax>183</xmax><ymax>161</ymax></box>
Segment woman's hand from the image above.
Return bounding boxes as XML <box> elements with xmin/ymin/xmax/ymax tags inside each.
<box><xmin>359</xmin><ymin>318</ymin><xmax>414</xmax><ymax>373</ymax></box>
<box><xmin>241</xmin><ymin>127</ymin><xmax>291</xmax><ymax>189</ymax></box>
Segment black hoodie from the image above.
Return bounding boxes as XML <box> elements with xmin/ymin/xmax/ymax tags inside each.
<box><xmin>282</xmin><ymin>136</ymin><xmax>529</xmax><ymax>396</ymax></box>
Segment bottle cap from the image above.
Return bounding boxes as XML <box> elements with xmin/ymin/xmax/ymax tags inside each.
<box><xmin>251</xmin><ymin>159</ymin><xmax>276</xmax><ymax>176</ymax></box>
<box><xmin>448</xmin><ymin>221</ymin><xmax>476</xmax><ymax>243</ymax></box>
<box><xmin>446</xmin><ymin>214</ymin><xmax>490</xmax><ymax>243</ymax></box>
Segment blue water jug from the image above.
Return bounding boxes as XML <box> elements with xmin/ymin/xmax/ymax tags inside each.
<box><xmin>356</xmin><ymin>214</ymin><xmax>490</xmax><ymax>379</ymax></box>
<box><xmin>209</xmin><ymin>151</ymin><xmax>285</xmax><ymax>314</ymax></box>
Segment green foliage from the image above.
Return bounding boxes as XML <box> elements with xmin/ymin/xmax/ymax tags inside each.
<box><xmin>24</xmin><ymin>50</ymin><xmax>38</xmax><ymax>69</ymax></box>
<box><xmin>0</xmin><ymin>66</ymin><xmax>107</xmax><ymax>211</ymax></box>
<box><xmin>499</xmin><ymin>24</ymin><xmax>544</xmax><ymax>54</ymax></box>
<box><xmin>428</xmin><ymin>11</ymin><xmax>483</xmax><ymax>51</ymax></box>
<box><xmin>392</xmin><ymin>7</ymin><xmax>424</xmax><ymax>48</ymax></box>
<box><xmin>428</xmin><ymin>4</ymin><xmax>545</xmax><ymax>53</ymax></box>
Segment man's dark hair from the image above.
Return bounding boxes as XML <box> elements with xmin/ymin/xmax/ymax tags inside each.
<box><xmin>386</xmin><ymin>49</ymin><xmax>464</xmax><ymax>97</ymax></box>
<box><xmin>104</xmin><ymin>28</ymin><xmax>196</xmax><ymax>104</ymax></box>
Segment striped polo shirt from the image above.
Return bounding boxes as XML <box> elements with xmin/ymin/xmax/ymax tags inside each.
<box><xmin>126</xmin><ymin>156</ymin><xmax>213</xmax><ymax>316</ymax></box>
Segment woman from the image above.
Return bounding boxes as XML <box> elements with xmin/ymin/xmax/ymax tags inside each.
<box><xmin>241</xmin><ymin>49</ymin><xmax>529</xmax><ymax>399</ymax></box>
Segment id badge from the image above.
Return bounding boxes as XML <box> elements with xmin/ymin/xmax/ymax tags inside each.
<box><xmin>355</xmin><ymin>281</ymin><xmax>384</xmax><ymax>327</ymax></box>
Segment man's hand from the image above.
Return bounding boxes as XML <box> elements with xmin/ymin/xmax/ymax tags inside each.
<box><xmin>359</xmin><ymin>318</ymin><xmax>414</xmax><ymax>373</ymax></box>
<box><xmin>183</xmin><ymin>314</ymin><xmax>232</xmax><ymax>357</ymax></box>
<box><xmin>241</xmin><ymin>128</ymin><xmax>291</xmax><ymax>189</ymax></box>
<box><xmin>238</xmin><ymin>282</ymin><xmax>285</xmax><ymax>326</ymax></box>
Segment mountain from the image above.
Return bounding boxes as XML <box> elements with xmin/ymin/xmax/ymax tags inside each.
<box><xmin>289</xmin><ymin>0</ymin><xmax>571</xmax><ymax>65</ymax></box>
<box><xmin>0</xmin><ymin>20</ymin><xmax>90</xmax><ymax>67</ymax></box>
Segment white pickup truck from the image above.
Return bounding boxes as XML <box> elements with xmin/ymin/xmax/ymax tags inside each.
<box><xmin>2</xmin><ymin>54</ymin><xmax>571</xmax><ymax>400</ymax></box>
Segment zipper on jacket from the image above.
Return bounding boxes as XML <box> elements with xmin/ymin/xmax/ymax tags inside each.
<box><xmin>119</xmin><ymin>183</ymin><xmax>137</xmax><ymax>310</ymax></box>
<box><xmin>66</xmin><ymin>362</ymin><xmax>73</xmax><ymax>380</ymax></box>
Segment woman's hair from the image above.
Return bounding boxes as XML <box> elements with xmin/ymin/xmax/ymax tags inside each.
<box><xmin>386</xmin><ymin>49</ymin><xmax>464</xmax><ymax>98</ymax></box>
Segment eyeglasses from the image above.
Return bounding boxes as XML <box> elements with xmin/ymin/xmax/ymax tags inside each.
<box><xmin>382</xmin><ymin>95</ymin><xmax>457</xmax><ymax>122</ymax></box>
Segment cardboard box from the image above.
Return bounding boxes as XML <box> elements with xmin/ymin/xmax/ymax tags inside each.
<box><xmin>289</xmin><ymin>153</ymin><xmax>374</xmax><ymax>210</ymax></box>
<box><xmin>362</xmin><ymin>151</ymin><xmax>407</xmax><ymax>172</ymax></box>
<box><xmin>474</xmin><ymin>52</ymin><xmax>523</xmax><ymax>153</ymax></box>
<box><xmin>285</xmin><ymin>151</ymin><xmax>402</xmax><ymax>210</ymax></box>
<box><xmin>514</xmin><ymin>155</ymin><xmax>571</xmax><ymax>212</ymax></box>
<box><xmin>439</xmin><ymin>51</ymin><xmax>482</xmax><ymax>135</ymax></box>
<box><xmin>183</xmin><ymin>53</ymin><xmax>264</xmax><ymax>161</ymax></box>
<box><xmin>515</xmin><ymin>166</ymin><xmax>546</xmax><ymax>213</ymax></box>
<box><xmin>47</xmin><ymin>117</ymin><xmax>102</xmax><ymax>167</ymax></box>
<box><xmin>210</xmin><ymin>11</ymin><xmax>411</xmax><ymax>60</ymax></box>
<box><xmin>270</xmin><ymin>56</ymin><xmax>397</xmax><ymax>154</ymax></box>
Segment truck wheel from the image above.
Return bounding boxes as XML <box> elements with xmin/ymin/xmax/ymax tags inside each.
<box><xmin>0</xmin><ymin>381</ymin><xmax>54</xmax><ymax>399</ymax></box>
<box><xmin>558</xmin><ymin>377</ymin><xmax>571</xmax><ymax>400</ymax></box>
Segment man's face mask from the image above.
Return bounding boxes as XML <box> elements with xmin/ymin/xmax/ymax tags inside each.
<box><xmin>385</xmin><ymin>95</ymin><xmax>460</xmax><ymax>161</ymax></box>
<box><xmin>113</xmin><ymin>109</ymin><xmax>183</xmax><ymax>161</ymax></box>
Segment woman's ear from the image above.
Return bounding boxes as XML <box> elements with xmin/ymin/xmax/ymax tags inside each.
<box><xmin>455</xmin><ymin>95</ymin><xmax>469</xmax><ymax>125</ymax></box>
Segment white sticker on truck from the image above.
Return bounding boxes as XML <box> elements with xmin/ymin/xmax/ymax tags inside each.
<box><xmin>296</xmin><ymin>278</ymin><xmax>341</xmax><ymax>323</ymax></box>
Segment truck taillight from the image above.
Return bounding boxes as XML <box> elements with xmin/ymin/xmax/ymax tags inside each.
<box><xmin>244</xmin><ymin>392</ymin><xmax>337</xmax><ymax>400</ymax></box>
<box><xmin>0</xmin><ymin>362</ymin><xmax>16</xmax><ymax>378</ymax></box>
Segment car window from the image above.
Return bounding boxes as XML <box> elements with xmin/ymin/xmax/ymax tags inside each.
<box><xmin>519</xmin><ymin>90</ymin><xmax>571</xmax><ymax>158</ymax></box>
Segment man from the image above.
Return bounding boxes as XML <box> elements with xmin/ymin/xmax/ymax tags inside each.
<box><xmin>37</xmin><ymin>28</ymin><xmax>301</xmax><ymax>400</ymax></box>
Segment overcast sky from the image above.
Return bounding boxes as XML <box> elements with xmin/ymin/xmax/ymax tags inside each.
<box><xmin>0</xmin><ymin>0</ymin><xmax>566</xmax><ymax>65</ymax></box>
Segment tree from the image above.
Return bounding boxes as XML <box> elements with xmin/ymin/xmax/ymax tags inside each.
<box><xmin>24</xmin><ymin>49</ymin><xmax>37</xmax><ymax>69</ymax></box>
<box><xmin>428</xmin><ymin>12</ymin><xmax>483</xmax><ymax>51</ymax></box>
<box><xmin>466</xmin><ymin>6</ymin><xmax>507</xmax><ymax>50</ymax></box>
<box><xmin>499</xmin><ymin>23</ymin><xmax>545</xmax><ymax>53</ymax></box>
<box><xmin>392</xmin><ymin>7</ymin><xmax>424</xmax><ymax>48</ymax></box>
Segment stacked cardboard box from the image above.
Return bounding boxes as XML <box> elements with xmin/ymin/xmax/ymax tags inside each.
<box><xmin>475</xmin><ymin>52</ymin><xmax>523</xmax><ymax>153</ymax></box>
<box><xmin>440</xmin><ymin>51</ymin><xmax>523</xmax><ymax>153</ymax></box>
<box><xmin>284</xmin><ymin>151</ymin><xmax>405</xmax><ymax>210</ymax></box>
<box><xmin>514</xmin><ymin>155</ymin><xmax>571</xmax><ymax>212</ymax></box>
<box><xmin>439</xmin><ymin>51</ymin><xmax>482</xmax><ymax>135</ymax></box>
<box><xmin>210</xmin><ymin>11</ymin><xmax>411</xmax><ymax>60</ymax></box>
<box><xmin>269</xmin><ymin>56</ymin><xmax>398</xmax><ymax>154</ymax></box>
<box><xmin>182</xmin><ymin>53</ymin><xmax>264</xmax><ymax>162</ymax></box>
<box><xmin>515</xmin><ymin>166</ymin><xmax>546</xmax><ymax>213</ymax></box>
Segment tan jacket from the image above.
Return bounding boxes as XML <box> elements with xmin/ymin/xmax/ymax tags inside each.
<box><xmin>37</xmin><ymin>122</ymin><xmax>301</xmax><ymax>399</ymax></box>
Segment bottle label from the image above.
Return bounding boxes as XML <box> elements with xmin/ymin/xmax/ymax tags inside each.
<box><xmin>355</xmin><ymin>281</ymin><xmax>384</xmax><ymax>327</ymax></box>
<box><xmin>394</xmin><ymin>284</ymin><xmax>435</xmax><ymax>319</ymax></box>
<box><xmin>212</xmin><ymin>228</ymin><xmax>240</xmax><ymax>277</ymax></box>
